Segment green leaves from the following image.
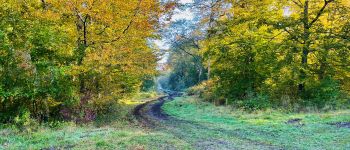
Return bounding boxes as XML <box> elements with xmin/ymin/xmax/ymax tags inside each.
<box><xmin>0</xmin><ymin>0</ymin><xmax>161</xmax><ymax>123</ymax></box>
<box><xmin>198</xmin><ymin>0</ymin><xmax>350</xmax><ymax>108</ymax></box>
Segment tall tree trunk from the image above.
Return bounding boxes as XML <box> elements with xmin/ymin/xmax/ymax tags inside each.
<box><xmin>299</xmin><ymin>0</ymin><xmax>310</xmax><ymax>93</ymax></box>
<box><xmin>75</xmin><ymin>14</ymin><xmax>90</xmax><ymax>122</ymax></box>
<box><xmin>207</xmin><ymin>0</ymin><xmax>219</xmax><ymax>80</ymax></box>
<box><xmin>77</xmin><ymin>16</ymin><xmax>88</xmax><ymax>93</ymax></box>
<box><xmin>298</xmin><ymin>0</ymin><xmax>334</xmax><ymax>93</ymax></box>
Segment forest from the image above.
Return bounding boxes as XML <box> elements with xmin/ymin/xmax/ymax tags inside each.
<box><xmin>0</xmin><ymin>0</ymin><xmax>349</xmax><ymax>149</ymax></box>
<box><xmin>165</xmin><ymin>0</ymin><xmax>350</xmax><ymax>110</ymax></box>
<box><xmin>0</xmin><ymin>0</ymin><xmax>161</xmax><ymax>123</ymax></box>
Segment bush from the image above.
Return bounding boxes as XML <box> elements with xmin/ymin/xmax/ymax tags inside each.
<box><xmin>188</xmin><ymin>76</ymin><xmax>349</xmax><ymax>111</ymax></box>
<box><xmin>189</xmin><ymin>81</ymin><xmax>271</xmax><ymax>109</ymax></box>
<box><xmin>303</xmin><ymin>77</ymin><xmax>342</xmax><ymax>109</ymax></box>
<box><xmin>187</xmin><ymin>79</ymin><xmax>217</xmax><ymax>102</ymax></box>
<box><xmin>234</xmin><ymin>93</ymin><xmax>271</xmax><ymax>111</ymax></box>
<box><xmin>13</xmin><ymin>109</ymin><xmax>39</xmax><ymax>132</ymax></box>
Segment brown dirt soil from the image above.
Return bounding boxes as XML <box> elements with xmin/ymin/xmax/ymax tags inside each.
<box><xmin>132</xmin><ymin>93</ymin><xmax>282</xmax><ymax>150</ymax></box>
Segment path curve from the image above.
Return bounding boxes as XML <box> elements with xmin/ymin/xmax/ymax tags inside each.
<box><xmin>133</xmin><ymin>92</ymin><xmax>181</xmax><ymax>127</ymax></box>
<box><xmin>132</xmin><ymin>93</ymin><xmax>281</xmax><ymax>150</ymax></box>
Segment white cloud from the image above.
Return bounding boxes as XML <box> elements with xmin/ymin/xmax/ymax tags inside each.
<box><xmin>171</xmin><ymin>0</ymin><xmax>194</xmax><ymax>21</ymax></box>
<box><xmin>179</xmin><ymin>0</ymin><xmax>193</xmax><ymax>4</ymax></box>
<box><xmin>154</xmin><ymin>39</ymin><xmax>169</xmax><ymax>50</ymax></box>
<box><xmin>171</xmin><ymin>8</ymin><xmax>194</xmax><ymax>21</ymax></box>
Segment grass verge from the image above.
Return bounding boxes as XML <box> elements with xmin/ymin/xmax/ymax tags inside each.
<box><xmin>163</xmin><ymin>96</ymin><xmax>350</xmax><ymax>149</ymax></box>
<box><xmin>0</xmin><ymin>92</ymin><xmax>190</xmax><ymax>150</ymax></box>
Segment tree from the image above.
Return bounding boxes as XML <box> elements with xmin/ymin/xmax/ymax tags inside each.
<box><xmin>199</xmin><ymin>0</ymin><xmax>350</xmax><ymax>107</ymax></box>
<box><xmin>0</xmin><ymin>0</ymin><xmax>162</xmax><ymax>123</ymax></box>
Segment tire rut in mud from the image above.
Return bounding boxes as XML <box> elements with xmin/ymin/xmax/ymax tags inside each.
<box><xmin>132</xmin><ymin>93</ymin><xmax>282</xmax><ymax>150</ymax></box>
<box><xmin>132</xmin><ymin>93</ymin><xmax>181</xmax><ymax>127</ymax></box>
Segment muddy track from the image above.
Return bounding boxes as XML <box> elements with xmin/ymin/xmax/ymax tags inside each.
<box><xmin>133</xmin><ymin>93</ymin><xmax>181</xmax><ymax>127</ymax></box>
<box><xmin>132</xmin><ymin>93</ymin><xmax>282</xmax><ymax>150</ymax></box>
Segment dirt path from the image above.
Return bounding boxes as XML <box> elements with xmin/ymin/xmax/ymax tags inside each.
<box><xmin>132</xmin><ymin>93</ymin><xmax>282</xmax><ymax>150</ymax></box>
<box><xmin>133</xmin><ymin>93</ymin><xmax>180</xmax><ymax>127</ymax></box>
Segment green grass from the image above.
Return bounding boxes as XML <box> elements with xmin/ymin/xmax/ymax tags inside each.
<box><xmin>0</xmin><ymin>122</ymin><xmax>190</xmax><ymax>149</ymax></box>
<box><xmin>1</xmin><ymin>94</ymin><xmax>349</xmax><ymax>149</ymax></box>
<box><xmin>0</xmin><ymin>92</ymin><xmax>191</xmax><ymax>150</ymax></box>
<box><xmin>163</xmin><ymin>96</ymin><xmax>350</xmax><ymax>149</ymax></box>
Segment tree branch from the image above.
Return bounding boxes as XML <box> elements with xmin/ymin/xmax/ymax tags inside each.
<box><xmin>123</xmin><ymin>0</ymin><xmax>142</xmax><ymax>34</ymax></box>
<box><xmin>96</xmin><ymin>25</ymin><xmax>109</xmax><ymax>35</ymax></box>
<box><xmin>172</xmin><ymin>41</ymin><xmax>202</xmax><ymax>62</ymax></box>
<box><xmin>283</xmin><ymin>28</ymin><xmax>304</xmax><ymax>44</ymax></box>
<box><xmin>309</xmin><ymin>0</ymin><xmax>334</xmax><ymax>27</ymax></box>
<box><xmin>292</xmin><ymin>0</ymin><xmax>303</xmax><ymax>8</ymax></box>
<box><xmin>41</xmin><ymin>0</ymin><xmax>47</xmax><ymax>9</ymax></box>
<box><xmin>102</xmin><ymin>0</ymin><xmax>143</xmax><ymax>44</ymax></box>
<box><xmin>266</xmin><ymin>31</ymin><xmax>284</xmax><ymax>42</ymax></box>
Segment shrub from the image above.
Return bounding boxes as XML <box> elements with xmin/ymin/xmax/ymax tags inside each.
<box><xmin>187</xmin><ymin>79</ymin><xmax>217</xmax><ymax>102</ymax></box>
<box><xmin>234</xmin><ymin>93</ymin><xmax>271</xmax><ymax>111</ymax></box>
<box><xmin>303</xmin><ymin>77</ymin><xmax>342</xmax><ymax>109</ymax></box>
<box><xmin>13</xmin><ymin>109</ymin><xmax>38</xmax><ymax>132</ymax></box>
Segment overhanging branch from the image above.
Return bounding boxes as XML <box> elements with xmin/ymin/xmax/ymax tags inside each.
<box><xmin>309</xmin><ymin>0</ymin><xmax>334</xmax><ymax>27</ymax></box>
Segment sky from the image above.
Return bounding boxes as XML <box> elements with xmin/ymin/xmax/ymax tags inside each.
<box><xmin>171</xmin><ymin>8</ymin><xmax>194</xmax><ymax>21</ymax></box>
<box><xmin>171</xmin><ymin>0</ymin><xmax>194</xmax><ymax>21</ymax></box>
<box><xmin>155</xmin><ymin>0</ymin><xmax>194</xmax><ymax>64</ymax></box>
<box><xmin>155</xmin><ymin>0</ymin><xmax>194</xmax><ymax>49</ymax></box>
<box><xmin>179</xmin><ymin>0</ymin><xmax>193</xmax><ymax>3</ymax></box>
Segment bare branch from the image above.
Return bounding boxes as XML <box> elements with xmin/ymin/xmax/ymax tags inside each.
<box><xmin>176</xmin><ymin>45</ymin><xmax>197</xmax><ymax>58</ymax></box>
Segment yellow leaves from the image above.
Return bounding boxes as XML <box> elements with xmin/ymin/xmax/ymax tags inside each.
<box><xmin>5</xmin><ymin>26</ymin><xmax>13</xmax><ymax>32</ymax></box>
<box><xmin>264</xmin><ymin>78</ymin><xmax>276</xmax><ymax>88</ymax></box>
<box><xmin>342</xmin><ymin>0</ymin><xmax>350</xmax><ymax>7</ymax></box>
<box><xmin>47</xmin><ymin>97</ymin><xmax>63</xmax><ymax>107</ymax></box>
<box><xmin>5</xmin><ymin>0</ymin><xmax>159</xmax><ymax>100</ymax></box>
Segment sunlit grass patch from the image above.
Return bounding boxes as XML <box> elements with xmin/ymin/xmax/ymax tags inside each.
<box><xmin>163</xmin><ymin>96</ymin><xmax>350</xmax><ymax>149</ymax></box>
<box><xmin>119</xmin><ymin>91</ymin><xmax>160</xmax><ymax>105</ymax></box>
<box><xmin>0</xmin><ymin>123</ymin><xmax>191</xmax><ymax>150</ymax></box>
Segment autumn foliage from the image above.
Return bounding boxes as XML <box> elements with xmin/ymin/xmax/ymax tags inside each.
<box><xmin>0</xmin><ymin>0</ymin><xmax>161</xmax><ymax>123</ymax></box>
